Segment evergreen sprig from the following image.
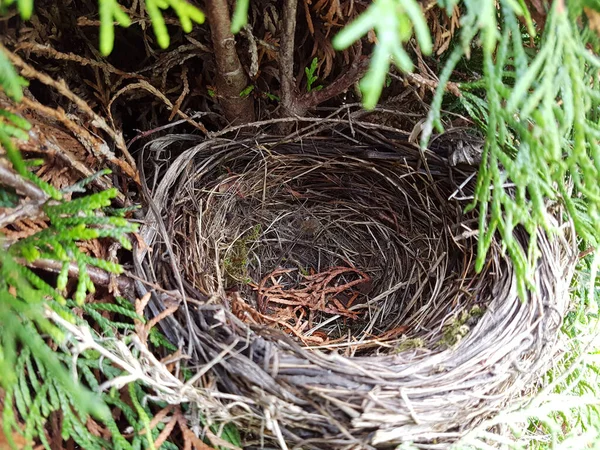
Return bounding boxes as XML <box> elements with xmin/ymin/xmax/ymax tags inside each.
<box><xmin>231</xmin><ymin>0</ymin><xmax>250</xmax><ymax>34</ymax></box>
<box><xmin>98</xmin><ymin>0</ymin><xmax>132</xmax><ymax>56</ymax></box>
<box><xmin>0</xmin><ymin>220</ymin><xmax>184</xmax><ymax>450</ymax></box>
<box><xmin>0</xmin><ymin>47</ymin><xmax>28</xmax><ymax>102</ymax></box>
<box><xmin>1</xmin><ymin>108</ymin><xmax>62</xmax><ymax>200</ymax></box>
<box><xmin>332</xmin><ymin>0</ymin><xmax>433</xmax><ymax>109</ymax></box>
<box><xmin>420</xmin><ymin>1</ymin><xmax>600</xmax><ymax>298</ymax></box>
<box><xmin>2</xmin><ymin>330</ymin><xmax>174</xmax><ymax>450</ymax></box>
<box><xmin>4</xmin><ymin>0</ymin><xmax>204</xmax><ymax>56</ymax></box>
<box><xmin>6</xmin><ymin>182</ymin><xmax>138</xmax><ymax>304</ymax></box>
<box><xmin>137</xmin><ymin>0</ymin><xmax>205</xmax><ymax>50</ymax></box>
<box><xmin>1</xmin><ymin>31</ymin><xmax>146</xmax><ymax>448</ymax></box>
<box><xmin>0</xmin><ymin>177</ymin><xmax>141</xmax><ymax>446</ymax></box>
<box><xmin>0</xmin><ymin>0</ymin><xmax>33</xmax><ymax>19</ymax></box>
<box><xmin>98</xmin><ymin>0</ymin><xmax>205</xmax><ymax>55</ymax></box>
<box><xmin>0</xmin><ymin>254</ymin><xmax>114</xmax><ymax>449</ymax></box>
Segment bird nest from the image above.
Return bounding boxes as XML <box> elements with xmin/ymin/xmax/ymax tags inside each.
<box><xmin>135</xmin><ymin>122</ymin><xmax>576</xmax><ymax>449</ymax></box>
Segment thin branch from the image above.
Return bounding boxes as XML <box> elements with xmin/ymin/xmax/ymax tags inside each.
<box><xmin>3</xmin><ymin>44</ymin><xmax>137</xmax><ymax>175</ymax></box>
<box><xmin>0</xmin><ymin>163</ymin><xmax>49</xmax><ymax>228</ymax></box>
<box><xmin>107</xmin><ymin>80</ymin><xmax>208</xmax><ymax>135</ymax></box>
<box><xmin>20</xmin><ymin>96</ymin><xmax>140</xmax><ymax>185</ymax></box>
<box><xmin>0</xmin><ymin>198</ymin><xmax>47</xmax><ymax>229</ymax></box>
<box><xmin>401</xmin><ymin>72</ymin><xmax>462</xmax><ymax>97</ymax></box>
<box><xmin>0</xmin><ymin>161</ymin><xmax>47</xmax><ymax>201</ymax></box>
<box><xmin>14</xmin><ymin>42</ymin><xmax>144</xmax><ymax>80</ymax></box>
<box><xmin>9</xmin><ymin>105</ymin><xmax>125</xmax><ymax>204</ymax></box>
<box><xmin>16</xmin><ymin>257</ymin><xmax>136</xmax><ymax>296</ymax></box>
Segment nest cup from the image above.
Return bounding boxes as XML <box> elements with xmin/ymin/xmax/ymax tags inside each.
<box><xmin>137</xmin><ymin>124</ymin><xmax>576</xmax><ymax>449</ymax></box>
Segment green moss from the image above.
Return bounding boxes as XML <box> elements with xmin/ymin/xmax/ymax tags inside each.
<box><xmin>223</xmin><ymin>224</ymin><xmax>261</xmax><ymax>285</ymax></box>
<box><xmin>394</xmin><ymin>338</ymin><xmax>425</xmax><ymax>352</ymax></box>
<box><xmin>440</xmin><ymin>305</ymin><xmax>486</xmax><ymax>347</ymax></box>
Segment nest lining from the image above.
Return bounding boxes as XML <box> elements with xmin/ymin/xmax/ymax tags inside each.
<box><xmin>136</xmin><ymin>124</ymin><xmax>576</xmax><ymax>449</ymax></box>
<box><xmin>181</xmin><ymin>147</ymin><xmax>485</xmax><ymax>353</ymax></box>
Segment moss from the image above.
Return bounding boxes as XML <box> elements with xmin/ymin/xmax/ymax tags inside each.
<box><xmin>441</xmin><ymin>305</ymin><xmax>486</xmax><ymax>347</ymax></box>
<box><xmin>223</xmin><ymin>224</ymin><xmax>261</xmax><ymax>285</ymax></box>
<box><xmin>394</xmin><ymin>338</ymin><xmax>425</xmax><ymax>352</ymax></box>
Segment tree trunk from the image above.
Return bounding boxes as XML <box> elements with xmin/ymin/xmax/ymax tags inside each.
<box><xmin>205</xmin><ymin>0</ymin><xmax>255</xmax><ymax>124</ymax></box>
<box><xmin>279</xmin><ymin>0</ymin><xmax>300</xmax><ymax>117</ymax></box>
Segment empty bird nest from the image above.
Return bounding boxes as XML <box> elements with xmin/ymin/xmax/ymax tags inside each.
<box><xmin>134</xmin><ymin>120</ymin><xmax>576</xmax><ymax>449</ymax></box>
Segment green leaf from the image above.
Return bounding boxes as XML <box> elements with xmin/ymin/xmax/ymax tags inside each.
<box><xmin>231</xmin><ymin>0</ymin><xmax>249</xmax><ymax>34</ymax></box>
<box><xmin>145</xmin><ymin>0</ymin><xmax>204</xmax><ymax>49</ymax></box>
<box><xmin>98</xmin><ymin>0</ymin><xmax>132</xmax><ymax>56</ymax></box>
<box><xmin>333</xmin><ymin>0</ymin><xmax>432</xmax><ymax>109</ymax></box>
<box><xmin>333</xmin><ymin>8</ymin><xmax>377</xmax><ymax>50</ymax></box>
<box><xmin>169</xmin><ymin>0</ymin><xmax>205</xmax><ymax>33</ymax></box>
<box><xmin>0</xmin><ymin>109</ymin><xmax>32</xmax><ymax>131</ymax></box>
<box><xmin>239</xmin><ymin>84</ymin><xmax>254</xmax><ymax>98</ymax></box>
<box><xmin>145</xmin><ymin>0</ymin><xmax>170</xmax><ymax>48</ymax></box>
<box><xmin>16</xmin><ymin>0</ymin><xmax>33</xmax><ymax>19</ymax></box>
<box><xmin>305</xmin><ymin>57</ymin><xmax>322</xmax><ymax>92</ymax></box>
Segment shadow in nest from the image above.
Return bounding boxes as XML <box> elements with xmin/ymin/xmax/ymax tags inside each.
<box><xmin>134</xmin><ymin>119</ymin><xmax>576</xmax><ymax>449</ymax></box>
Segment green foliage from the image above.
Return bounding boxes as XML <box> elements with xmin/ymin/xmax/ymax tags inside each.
<box><xmin>0</xmin><ymin>49</ymin><xmax>42</xmax><ymax>206</ymax></box>
<box><xmin>1</xmin><ymin>109</ymin><xmax>63</xmax><ymax>200</ymax></box>
<box><xmin>5</xmin><ymin>0</ymin><xmax>204</xmax><ymax>56</ymax></box>
<box><xmin>0</xmin><ymin>254</ymin><xmax>113</xmax><ymax>438</ymax></box>
<box><xmin>0</xmin><ymin>0</ymin><xmax>33</xmax><ymax>19</ymax></box>
<box><xmin>1</xmin><ymin>330</ymin><xmax>178</xmax><ymax>450</ymax></box>
<box><xmin>239</xmin><ymin>84</ymin><xmax>254</xmax><ymax>98</ymax></box>
<box><xmin>305</xmin><ymin>57</ymin><xmax>323</xmax><ymax>92</ymax></box>
<box><xmin>1</xmin><ymin>40</ymin><xmax>147</xmax><ymax>446</ymax></box>
<box><xmin>419</xmin><ymin>1</ymin><xmax>600</xmax><ymax>298</ymax></box>
<box><xmin>264</xmin><ymin>92</ymin><xmax>280</xmax><ymax>102</ymax></box>
<box><xmin>333</xmin><ymin>0</ymin><xmax>433</xmax><ymax>109</ymax></box>
<box><xmin>98</xmin><ymin>0</ymin><xmax>132</xmax><ymax>56</ymax></box>
<box><xmin>0</xmin><ymin>167</ymin><xmax>140</xmax><ymax>446</ymax></box>
<box><xmin>0</xmin><ymin>49</ymin><xmax>28</xmax><ymax>102</ymax></box>
<box><xmin>2</xmin><ymin>168</ymin><xmax>138</xmax><ymax>303</ymax></box>
<box><xmin>0</xmin><ymin>213</ymin><xmax>189</xmax><ymax>450</ymax></box>
<box><xmin>231</xmin><ymin>0</ymin><xmax>250</xmax><ymax>34</ymax></box>
<box><xmin>144</xmin><ymin>0</ymin><xmax>205</xmax><ymax>50</ymax></box>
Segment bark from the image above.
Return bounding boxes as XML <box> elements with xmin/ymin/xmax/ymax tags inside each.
<box><xmin>279</xmin><ymin>0</ymin><xmax>300</xmax><ymax>117</ymax></box>
<box><xmin>206</xmin><ymin>0</ymin><xmax>255</xmax><ymax>124</ymax></box>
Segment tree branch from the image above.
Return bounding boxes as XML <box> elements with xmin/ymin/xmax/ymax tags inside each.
<box><xmin>15</xmin><ymin>257</ymin><xmax>136</xmax><ymax>296</ymax></box>
<box><xmin>205</xmin><ymin>0</ymin><xmax>255</xmax><ymax>124</ymax></box>
<box><xmin>0</xmin><ymin>161</ymin><xmax>47</xmax><ymax>201</ymax></box>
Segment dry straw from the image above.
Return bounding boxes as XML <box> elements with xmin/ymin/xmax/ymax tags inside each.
<box><xmin>135</xmin><ymin>118</ymin><xmax>576</xmax><ymax>449</ymax></box>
